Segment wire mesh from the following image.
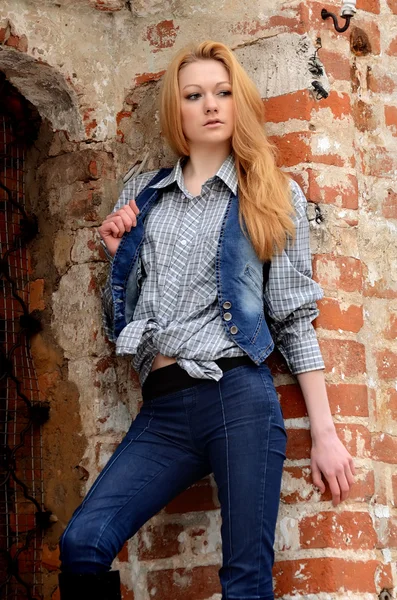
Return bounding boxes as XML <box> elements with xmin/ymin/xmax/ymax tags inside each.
<box><xmin>0</xmin><ymin>112</ymin><xmax>44</xmax><ymax>600</ymax></box>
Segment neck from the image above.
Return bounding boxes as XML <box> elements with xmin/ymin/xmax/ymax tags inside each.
<box><xmin>183</xmin><ymin>143</ymin><xmax>232</xmax><ymax>183</ymax></box>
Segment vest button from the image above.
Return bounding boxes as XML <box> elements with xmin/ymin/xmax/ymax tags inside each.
<box><xmin>230</xmin><ymin>325</ymin><xmax>238</xmax><ymax>334</ymax></box>
<box><xmin>223</xmin><ymin>312</ymin><xmax>232</xmax><ymax>321</ymax></box>
<box><xmin>223</xmin><ymin>301</ymin><xmax>232</xmax><ymax>309</ymax></box>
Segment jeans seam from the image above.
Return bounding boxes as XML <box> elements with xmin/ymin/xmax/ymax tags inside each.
<box><xmin>60</xmin><ymin>402</ymin><xmax>155</xmax><ymax>559</ymax></box>
<box><xmin>219</xmin><ymin>384</ymin><xmax>233</xmax><ymax>598</ymax></box>
<box><xmin>256</xmin><ymin>371</ymin><xmax>273</xmax><ymax>598</ymax></box>
<box><xmin>93</xmin><ymin>449</ymin><xmax>193</xmax><ymax>565</ymax></box>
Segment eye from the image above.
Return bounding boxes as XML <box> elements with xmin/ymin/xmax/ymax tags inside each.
<box><xmin>186</xmin><ymin>93</ymin><xmax>201</xmax><ymax>101</ymax></box>
<box><xmin>218</xmin><ymin>90</ymin><xmax>232</xmax><ymax>96</ymax></box>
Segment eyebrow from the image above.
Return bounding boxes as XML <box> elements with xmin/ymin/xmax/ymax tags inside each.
<box><xmin>182</xmin><ymin>81</ymin><xmax>231</xmax><ymax>90</ymax></box>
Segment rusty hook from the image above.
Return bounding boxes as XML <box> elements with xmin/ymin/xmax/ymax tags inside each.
<box><xmin>321</xmin><ymin>8</ymin><xmax>352</xmax><ymax>32</ymax></box>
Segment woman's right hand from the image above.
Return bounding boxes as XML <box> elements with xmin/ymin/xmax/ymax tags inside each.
<box><xmin>98</xmin><ymin>199</ymin><xmax>140</xmax><ymax>257</ymax></box>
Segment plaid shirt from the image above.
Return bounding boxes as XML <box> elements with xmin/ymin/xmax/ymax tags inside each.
<box><xmin>101</xmin><ymin>155</ymin><xmax>324</xmax><ymax>384</ymax></box>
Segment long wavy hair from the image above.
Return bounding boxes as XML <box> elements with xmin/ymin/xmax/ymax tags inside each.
<box><xmin>159</xmin><ymin>40</ymin><xmax>295</xmax><ymax>261</ymax></box>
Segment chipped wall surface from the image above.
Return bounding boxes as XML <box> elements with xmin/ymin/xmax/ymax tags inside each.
<box><xmin>1</xmin><ymin>0</ymin><xmax>397</xmax><ymax>599</ymax></box>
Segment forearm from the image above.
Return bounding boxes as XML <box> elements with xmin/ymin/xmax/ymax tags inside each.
<box><xmin>296</xmin><ymin>369</ymin><xmax>336</xmax><ymax>440</ymax></box>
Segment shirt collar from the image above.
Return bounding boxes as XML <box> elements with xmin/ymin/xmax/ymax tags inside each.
<box><xmin>150</xmin><ymin>153</ymin><xmax>238</xmax><ymax>196</ymax></box>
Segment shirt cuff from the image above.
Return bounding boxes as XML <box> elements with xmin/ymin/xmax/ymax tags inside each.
<box><xmin>276</xmin><ymin>327</ymin><xmax>325</xmax><ymax>375</ymax></box>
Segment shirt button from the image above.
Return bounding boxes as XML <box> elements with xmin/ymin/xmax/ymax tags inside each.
<box><xmin>180</xmin><ymin>239</ymin><xmax>187</xmax><ymax>246</ymax></box>
<box><xmin>223</xmin><ymin>312</ymin><xmax>232</xmax><ymax>321</ymax></box>
<box><xmin>230</xmin><ymin>325</ymin><xmax>238</xmax><ymax>334</ymax></box>
<box><xmin>223</xmin><ymin>301</ymin><xmax>232</xmax><ymax>309</ymax></box>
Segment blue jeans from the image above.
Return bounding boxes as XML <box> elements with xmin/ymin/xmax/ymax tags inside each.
<box><xmin>59</xmin><ymin>363</ymin><xmax>287</xmax><ymax>600</ymax></box>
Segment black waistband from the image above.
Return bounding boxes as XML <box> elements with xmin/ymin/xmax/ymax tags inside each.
<box><xmin>142</xmin><ymin>355</ymin><xmax>254</xmax><ymax>402</ymax></box>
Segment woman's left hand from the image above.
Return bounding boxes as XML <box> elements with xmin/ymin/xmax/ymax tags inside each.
<box><xmin>310</xmin><ymin>431</ymin><xmax>355</xmax><ymax>506</ymax></box>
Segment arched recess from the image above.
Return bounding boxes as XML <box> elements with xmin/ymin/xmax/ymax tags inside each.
<box><xmin>0</xmin><ymin>46</ymin><xmax>85</xmax><ymax>141</ymax></box>
<box><xmin>0</xmin><ymin>46</ymin><xmax>88</xmax><ymax>599</ymax></box>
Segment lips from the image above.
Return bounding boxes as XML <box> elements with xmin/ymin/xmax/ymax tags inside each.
<box><xmin>204</xmin><ymin>119</ymin><xmax>223</xmax><ymax>125</ymax></box>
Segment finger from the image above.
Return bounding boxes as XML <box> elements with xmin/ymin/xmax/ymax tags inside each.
<box><xmin>336</xmin><ymin>470</ymin><xmax>350</xmax><ymax>503</ymax></box>
<box><xmin>311</xmin><ymin>461</ymin><xmax>325</xmax><ymax>493</ymax></box>
<box><xmin>100</xmin><ymin>221</ymin><xmax>120</xmax><ymax>239</ymax></box>
<box><xmin>345</xmin><ymin>461</ymin><xmax>355</xmax><ymax>487</ymax></box>
<box><xmin>116</xmin><ymin>208</ymin><xmax>135</xmax><ymax>232</ymax></box>
<box><xmin>129</xmin><ymin>199</ymin><xmax>140</xmax><ymax>216</ymax></box>
<box><xmin>326</xmin><ymin>475</ymin><xmax>341</xmax><ymax>507</ymax></box>
<box><xmin>120</xmin><ymin>204</ymin><xmax>138</xmax><ymax>228</ymax></box>
<box><xmin>112</xmin><ymin>215</ymin><xmax>126</xmax><ymax>237</ymax></box>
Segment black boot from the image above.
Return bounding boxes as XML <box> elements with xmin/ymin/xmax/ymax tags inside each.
<box><xmin>58</xmin><ymin>570</ymin><xmax>122</xmax><ymax>600</ymax></box>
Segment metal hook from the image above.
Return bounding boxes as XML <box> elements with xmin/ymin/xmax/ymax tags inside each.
<box><xmin>321</xmin><ymin>8</ymin><xmax>352</xmax><ymax>32</ymax></box>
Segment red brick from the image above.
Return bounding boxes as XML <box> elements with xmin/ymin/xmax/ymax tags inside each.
<box><xmin>277</xmin><ymin>384</ymin><xmax>307</xmax><ymax>419</ymax></box>
<box><xmin>385</xmin><ymin>388</ymin><xmax>397</xmax><ymax>420</ymax></box>
<box><xmin>385</xmin><ymin>105</ymin><xmax>397</xmax><ymax>136</ymax></box>
<box><xmin>372</xmin><ymin>432</ymin><xmax>397</xmax><ymax>464</ymax></box>
<box><xmin>383</xmin><ymin>188</ymin><xmax>397</xmax><ymax>219</ymax></box>
<box><xmin>360</xmin><ymin>145</ymin><xmax>395</xmax><ymax>178</ymax></box>
<box><xmin>300</xmin><ymin>511</ymin><xmax>377</xmax><ymax>549</ymax></box>
<box><xmin>281</xmin><ymin>466</ymin><xmax>318</xmax><ymax>503</ymax></box>
<box><xmin>134</xmin><ymin>70</ymin><xmax>165</xmax><ymax>86</ymax></box>
<box><xmin>138</xmin><ymin>523</ymin><xmax>184</xmax><ymax>560</ymax></box>
<box><xmin>273</xmin><ymin>558</ymin><xmax>392</xmax><ymax>596</ymax></box>
<box><xmin>326</xmin><ymin>383</ymin><xmax>368</xmax><ymax>417</ymax></box>
<box><xmin>286</xmin><ymin>428</ymin><xmax>311</xmax><ymax>460</ymax></box>
<box><xmin>367</xmin><ymin>69</ymin><xmax>396</xmax><ymax>94</ymax></box>
<box><xmin>313</xmin><ymin>91</ymin><xmax>352</xmax><ymax>120</ymax></box>
<box><xmin>264</xmin><ymin>90</ymin><xmax>350</xmax><ymax>123</ymax></box>
<box><xmin>376</xmin><ymin>350</ymin><xmax>397</xmax><ymax>379</ymax></box>
<box><xmin>266</xmin><ymin>3</ymin><xmax>310</xmax><ymax>34</ymax></box>
<box><xmin>144</xmin><ymin>20</ymin><xmax>179</xmax><ymax>52</ymax></box>
<box><xmin>337</xmin><ymin>423</ymin><xmax>370</xmax><ymax>457</ymax></box>
<box><xmin>384</xmin><ymin>519</ymin><xmax>397</xmax><ymax>548</ymax></box>
<box><xmin>147</xmin><ymin>566</ymin><xmax>220</xmax><ymax>600</ymax></box>
<box><xmin>303</xmin><ymin>169</ymin><xmax>358</xmax><ymax>209</ymax></box>
<box><xmin>165</xmin><ymin>476</ymin><xmax>218</xmax><ymax>513</ymax></box>
<box><xmin>317</xmin><ymin>48</ymin><xmax>351</xmax><ymax>81</ymax></box>
<box><xmin>267</xmin><ymin>348</ymin><xmax>290</xmax><ymax>375</ymax></box>
<box><xmin>352</xmin><ymin>99</ymin><xmax>378</xmax><ymax>132</ymax></box>
<box><xmin>316</xmin><ymin>298</ymin><xmax>363</xmax><ymax>332</ymax></box>
<box><xmin>269</xmin><ymin>131</ymin><xmax>311</xmax><ymax>167</ymax></box>
<box><xmin>363</xmin><ymin>278</ymin><xmax>397</xmax><ymax>299</ymax></box>
<box><xmin>386</xmin><ymin>35</ymin><xmax>397</xmax><ymax>56</ymax></box>
<box><xmin>313</xmin><ymin>254</ymin><xmax>363</xmax><ymax>292</ymax></box>
<box><xmin>117</xmin><ymin>542</ymin><xmax>129</xmax><ymax>562</ymax></box>
<box><xmin>319</xmin><ymin>339</ymin><xmax>366</xmax><ymax>377</ymax></box>
<box><xmin>29</xmin><ymin>279</ymin><xmax>45</xmax><ymax>311</ymax></box>
<box><xmin>356</xmin><ymin>0</ymin><xmax>380</xmax><ymax>12</ymax></box>
<box><xmin>121</xmin><ymin>584</ymin><xmax>134</xmax><ymax>600</ymax></box>
<box><xmin>264</xmin><ymin>90</ymin><xmax>312</xmax><ymax>122</ymax></box>
<box><xmin>387</xmin><ymin>0</ymin><xmax>397</xmax><ymax>13</ymax></box>
<box><xmin>286</xmin><ymin>424</ymin><xmax>369</xmax><ymax>460</ymax></box>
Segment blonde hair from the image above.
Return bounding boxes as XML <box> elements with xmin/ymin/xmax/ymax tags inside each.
<box><xmin>160</xmin><ymin>40</ymin><xmax>295</xmax><ymax>261</ymax></box>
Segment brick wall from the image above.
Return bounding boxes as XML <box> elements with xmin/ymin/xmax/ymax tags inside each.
<box><xmin>1</xmin><ymin>0</ymin><xmax>396</xmax><ymax>598</ymax></box>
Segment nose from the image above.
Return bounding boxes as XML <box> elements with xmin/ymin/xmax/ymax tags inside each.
<box><xmin>204</xmin><ymin>93</ymin><xmax>218</xmax><ymax>114</ymax></box>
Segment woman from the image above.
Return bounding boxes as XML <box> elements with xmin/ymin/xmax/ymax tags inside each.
<box><xmin>58</xmin><ymin>41</ymin><xmax>355</xmax><ymax>600</ymax></box>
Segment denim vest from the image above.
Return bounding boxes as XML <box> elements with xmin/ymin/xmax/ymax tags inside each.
<box><xmin>110</xmin><ymin>169</ymin><xmax>274</xmax><ymax>365</ymax></box>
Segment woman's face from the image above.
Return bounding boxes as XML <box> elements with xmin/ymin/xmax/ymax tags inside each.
<box><xmin>178</xmin><ymin>59</ymin><xmax>235</xmax><ymax>149</ymax></box>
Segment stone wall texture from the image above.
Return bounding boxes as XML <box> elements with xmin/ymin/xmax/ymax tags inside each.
<box><xmin>1</xmin><ymin>0</ymin><xmax>397</xmax><ymax>598</ymax></box>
